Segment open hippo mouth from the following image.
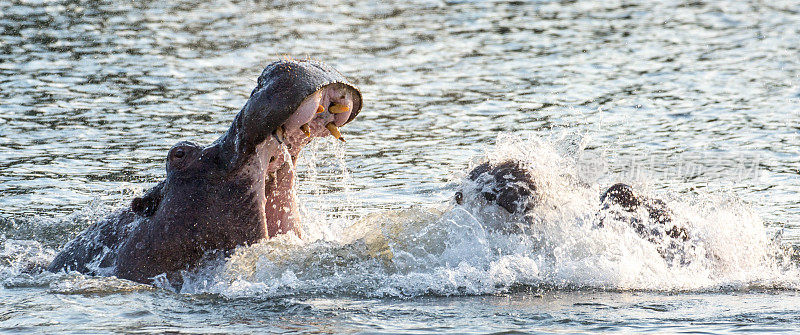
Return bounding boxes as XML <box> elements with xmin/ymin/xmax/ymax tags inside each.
<box><xmin>218</xmin><ymin>59</ymin><xmax>363</xmax><ymax>238</ymax></box>
<box><xmin>48</xmin><ymin>59</ymin><xmax>362</xmax><ymax>285</ymax></box>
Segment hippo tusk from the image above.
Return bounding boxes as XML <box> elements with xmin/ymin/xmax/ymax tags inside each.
<box><xmin>273</xmin><ymin>125</ymin><xmax>286</xmax><ymax>144</ymax></box>
<box><xmin>329</xmin><ymin>104</ymin><xmax>350</xmax><ymax>114</ymax></box>
<box><xmin>325</xmin><ymin>122</ymin><xmax>345</xmax><ymax>142</ymax></box>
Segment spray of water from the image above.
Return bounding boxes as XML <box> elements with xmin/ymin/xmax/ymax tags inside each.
<box><xmin>2</xmin><ymin>134</ymin><xmax>797</xmax><ymax>296</ymax></box>
<box><xmin>180</xmin><ymin>134</ymin><xmax>800</xmax><ymax>297</ymax></box>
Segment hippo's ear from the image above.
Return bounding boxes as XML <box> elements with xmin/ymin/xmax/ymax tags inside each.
<box><xmin>131</xmin><ymin>182</ymin><xmax>164</xmax><ymax>217</ymax></box>
<box><xmin>468</xmin><ymin>162</ymin><xmax>491</xmax><ymax>180</ymax></box>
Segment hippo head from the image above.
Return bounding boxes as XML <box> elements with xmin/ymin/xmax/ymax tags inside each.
<box><xmin>600</xmin><ymin>183</ymin><xmax>640</xmax><ymax>212</ymax></box>
<box><xmin>117</xmin><ymin>59</ymin><xmax>362</xmax><ymax>282</ymax></box>
<box><xmin>455</xmin><ymin>160</ymin><xmax>538</xmax><ymax>215</ymax></box>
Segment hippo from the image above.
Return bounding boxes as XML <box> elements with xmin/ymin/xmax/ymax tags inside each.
<box><xmin>47</xmin><ymin>59</ymin><xmax>363</xmax><ymax>286</ymax></box>
<box><xmin>454</xmin><ymin>160</ymin><xmax>538</xmax><ymax>215</ymax></box>
<box><xmin>455</xmin><ymin>160</ymin><xmax>690</xmax><ymax>258</ymax></box>
<box><xmin>599</xmin><ymin>183</ymin><xmax>688</xmax><ymax>242</ymax></box>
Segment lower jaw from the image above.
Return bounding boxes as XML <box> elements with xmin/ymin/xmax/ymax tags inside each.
<box><xmin>264</xmin><ymin>159</ymin><xmax>302</xmax><ymax>238</ymax></box>
<box><xmin>261</xmin><ymin>123</ymin><xmax>339</xmax><ymax>239</ymax></box>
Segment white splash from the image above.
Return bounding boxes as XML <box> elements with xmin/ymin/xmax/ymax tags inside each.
<box><xmin>178</xmin><ymin>134</ymin><xmax>800</xmax><ymax>297</ymax></box>
<box><xmin>3</xmin><ymin>134</ymin><xmax>795</xmax><ymax>296</ymax></box>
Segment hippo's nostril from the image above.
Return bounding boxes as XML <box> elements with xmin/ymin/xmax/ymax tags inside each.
<box><xmin>173</xmin><ymin>148</ymin><xmax>185</xmax><ymax>159</ymax></box>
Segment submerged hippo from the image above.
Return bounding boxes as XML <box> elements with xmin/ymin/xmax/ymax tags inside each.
<box><xmin>48</xmin><ymin>59</ymin><xmax>362</xmax><ymax>285</ymax></box>
<box><xmin>454</xmin><ymin>160</ymin><xmax>538</xmax><ymax>215</ymax></box>
<box><xmin>455</xmin><ymin>160</ymin><xmax>690</xmax><ymax>255</ymax></box>
<box><xmin>599</xmin><ymin>183</ymin><xmax>688</xmax><ymax>242</ymax></box>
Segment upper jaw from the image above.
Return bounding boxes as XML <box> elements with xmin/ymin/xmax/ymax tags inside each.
<box><xmin>266</xmin><ymin>88</ymin><xmax>359</xmax><ymax>173</ymax></box>
<box><xmin>277</xmin><ymin>84</ymin><xmax>357</xmax><ymax>145</ymax></box>
<box><xmin>264</xmin><ymin>81</ymin><xmax>362</xmax><ymax>177</ymax></box>
<box><xmin>215</xmin><ymin>59</ymin><xmax>362</xmax><ymax>173</ymax></box>
<box><xmin>283</xmin><ymin>83</ymin><xmax>359</xmax><ymax>131</ymax></box>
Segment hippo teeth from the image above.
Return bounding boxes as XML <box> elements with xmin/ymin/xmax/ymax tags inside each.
<box><xmin>300</xmin><ymin>123</ymin><xmax>311</xmax><ymax>137</ymax></box>
<box><xmin>273</xmin><ymin>125</ymin><xmax>286</xmax><ymax>144</ymax></box>
<box><xmin>328</xmin><ymin>104</ymin><xmax>349</xmax><ymax>114</ymax></box>
<box><xmin>325</xmin><ymin>122</ymin><xmax>345</xmax><ymax>142</ymax></box>
<box><xmin>316</xmin><ymin>105</ymin><xmax>325</xmax><ymax>114</ymax></box>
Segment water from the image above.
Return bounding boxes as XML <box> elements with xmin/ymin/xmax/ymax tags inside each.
<box><xmin>2</xmin><ymin>0</ymin><xmax>800</xmax><ymax>333</ymax></box>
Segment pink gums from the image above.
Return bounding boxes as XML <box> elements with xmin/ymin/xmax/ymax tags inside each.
<box><xmin>262</xmin><ymin>84</ymin><xmax>355</xmax><ymax>239</ymax></box>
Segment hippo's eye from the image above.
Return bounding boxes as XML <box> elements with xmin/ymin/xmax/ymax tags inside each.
<box><xmin>166</xmin><ymin>144</ymin><xmax>197</xmax><ymax>171</ymax></box>
<box><xmin>169</xmin><ymin>146</ymin><xmax>192</xmax><ymax>164</ymax></box>
<box><xmin>455</xmin><ymin>191</ymin><xmax>463</xmax><ymax>205</ymax></box>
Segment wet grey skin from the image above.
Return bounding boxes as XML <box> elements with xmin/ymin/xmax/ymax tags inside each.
<box><xmin>47</xmin><ymin>59</ymin><xmax>363</xmax><ymax>285</ymax></box>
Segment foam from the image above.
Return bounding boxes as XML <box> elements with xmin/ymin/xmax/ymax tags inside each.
<box><xmin>5</xmin><ymin>134</ymin><xmax>797</xmax><ymax>297</ymax></box>
<box><xmin>177</xmin><ymin>134</ymin><xmax>800</xmax><ymax>297</ymax></box>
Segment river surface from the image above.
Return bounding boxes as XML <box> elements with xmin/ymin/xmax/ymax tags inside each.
<box><xmin>2</xmin><ymin>0</ymin><xmax>800</xmax><ymax>333</ymax></box>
